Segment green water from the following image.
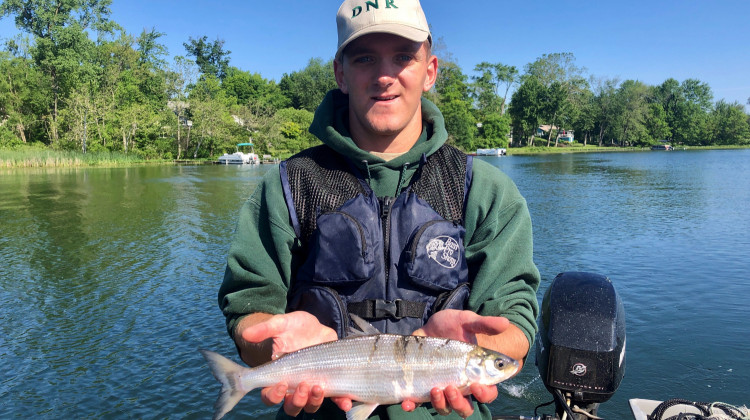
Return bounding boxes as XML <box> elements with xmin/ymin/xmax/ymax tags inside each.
<box><xmin>1</xmin><ymin>150</ymin><xmax>748</xmax><ymax>418</ymax></box>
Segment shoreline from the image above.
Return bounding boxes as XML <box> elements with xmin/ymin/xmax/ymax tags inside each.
<box><xmin>2</xmin><ymin>145</ymin><xmax>748</xmax><ymax>169</ymax></box>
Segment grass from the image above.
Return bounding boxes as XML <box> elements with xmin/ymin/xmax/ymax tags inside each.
<box><xmin>0</xmin><ymin>148</ymin><xmax>151</xmax><ymax>168</ymax></box>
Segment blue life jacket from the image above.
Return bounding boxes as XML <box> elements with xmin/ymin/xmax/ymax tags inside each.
<box><xmin>280</xmin><ymin>144</ymin><xmax>473</xmax><ymax>337</ymax></box>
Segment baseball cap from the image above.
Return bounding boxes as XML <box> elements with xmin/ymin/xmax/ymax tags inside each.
<box><xmin>336</xmin><ymin>0</ymin><xmax>431</xmax><ymax>60</ymax></box>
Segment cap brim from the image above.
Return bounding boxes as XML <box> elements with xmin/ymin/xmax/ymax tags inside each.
<box><xmin>335</xmin><ymin>24</ymin><xmax>430</xmax><ymax>60</ymax></box>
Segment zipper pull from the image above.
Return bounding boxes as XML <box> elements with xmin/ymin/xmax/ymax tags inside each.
<box><xmin>379</xmin><ymin>196</ymin><xmax>394</xmax><ymax>219</ymax></box>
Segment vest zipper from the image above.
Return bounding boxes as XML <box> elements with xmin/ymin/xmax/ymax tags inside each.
<box><xmin>380</xmin><ymin>196</ymin><xmax>395</xmax><ymax>289</ymax></box>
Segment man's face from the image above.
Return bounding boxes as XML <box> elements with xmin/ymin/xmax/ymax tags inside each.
<box><xmin>334</xmin><ymin>33</ymin><xmax>437</xmax><ymax>147</ymax></box>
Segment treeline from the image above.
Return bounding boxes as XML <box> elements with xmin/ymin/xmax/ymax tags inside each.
<box><xmin>1</xmin><ymin>1</ymin><xmax>748</xmax><ymax>161</ymax></box>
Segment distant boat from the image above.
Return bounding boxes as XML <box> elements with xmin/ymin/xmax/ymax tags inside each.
<box><xmin>476</xmin><ymin>148</ymin><xmax>507</xmax><ymax>156</ymax></box>
<box><xmin>557</xmin><ymin>129</ymin><xmax>574</xmax><ymax>143</ymax></box>
<box><xmin>217</xmin><ymin>143</ymin><xmax>259</xmax><ymax>164</ymax></box>
<box><xmin>650</xmin><ymin>144</ymin><xmax>673</xmax><ymax>151</ymax></box>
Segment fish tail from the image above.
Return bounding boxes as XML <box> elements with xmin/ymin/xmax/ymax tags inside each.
<box><xmin>199</xmin><ymin>349</ymin><xmax>251</xmax><ymax>420</ymax></box>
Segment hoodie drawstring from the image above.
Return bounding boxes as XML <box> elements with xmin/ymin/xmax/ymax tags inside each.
<box><xmin>361</xmin><ymin>160</ymin><xmax>373</xmax><ymax>188</ymax></box>
<box><xmin>395</xmin><ymin>163</ymin><xmax>410</xmax><ymax>196</ymax></box>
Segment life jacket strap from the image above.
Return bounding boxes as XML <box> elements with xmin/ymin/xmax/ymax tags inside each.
<box><xmin>348</xmin><ymin>299</ymin><xmax>426</xmax><ymax>320</ymax></box>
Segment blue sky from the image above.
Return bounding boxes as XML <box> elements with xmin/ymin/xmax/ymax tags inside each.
<box><xmin>2</xmin><ymin>0</ymin><xmax>748</xmax><ymax>110</ymax></box>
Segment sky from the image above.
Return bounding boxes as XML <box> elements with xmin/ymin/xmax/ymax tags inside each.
<box><xmin>1</xmin><ymin>0</ymin><xmax>749</xmax><ymax>111</ymax></box>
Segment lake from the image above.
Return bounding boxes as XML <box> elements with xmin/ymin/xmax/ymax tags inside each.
<box><xmin>1</xmin><ymin>149</ymin><xmax>748</xmax><ymax>419</ymax></box>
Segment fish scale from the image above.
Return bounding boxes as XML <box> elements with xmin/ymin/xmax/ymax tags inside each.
<box><xmin>201</xmin><ymin>332</ymin><xmax>519</xmax><ymax>420</ymax></box>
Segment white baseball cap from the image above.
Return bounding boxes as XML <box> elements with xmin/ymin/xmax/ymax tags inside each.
<box><xmin>336</xmin><ymin>0</ymin><xmax>431</xmax><ymax>60</ymax></box>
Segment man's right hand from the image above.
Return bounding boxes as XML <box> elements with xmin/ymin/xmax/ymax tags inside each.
<box><xmin>234</xmin><ymin>311</ymin><xmax>352</xmax><ymax>416</ymax></box>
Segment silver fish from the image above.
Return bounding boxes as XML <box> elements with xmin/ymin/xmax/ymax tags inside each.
<box><xmin>201</xmin><ymin>322</ymin><xmax>519</xmax><ymax>420</ymax></box>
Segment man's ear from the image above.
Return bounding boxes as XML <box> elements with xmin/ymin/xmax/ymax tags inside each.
<box><xmin>423</xmin><ymin>54</ymin><xmax>438</xmax><ymax>92</ymax></box>
<box><xmin>334</xmin><ymin>59</ymin><xmax>349</xmax><ymax>94</ymax></box>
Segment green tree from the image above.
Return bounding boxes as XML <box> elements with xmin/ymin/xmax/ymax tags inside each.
<box><xmin>1</xmin><ymin>0</ymin><xmax>118</xmax><ymax>144</ymax></box>
<box><xmin>591</xmin><ymin>76</ymin><xmax>620</xmax><ymax>146</ymax></box>
<box><xmin>264</xmin><ymin>107</ymin><xmax>317</xmax><ymax>156</ymax></box>
<box><xmin>709</xmin><ymin>100</ymin><xmax>749</xmax><ymax>145</ymax></box>
<box><xmin>0</xmin><ymin>42</ymin><xmax>47</xmax><ymax>143</ymax></box>
<box><xmin>222</xmin><ymin>67</ymin><xmax>289</xmax><ymax>110</ymax></box>
<box><xmin>644</xmin><ymin>103</ymin><xmax>671</xmax><ymax>144</ymax></box>
<box><xmin>571</xmin><ymin>87</ymin><xmax>596</xmax><ymax>145</ymax></box>
<box><xmin>612</xmin><ymin>80</ymin><xmax>650</xmax><ymax>146</ymax></box>
<box><xmin>432</xmin><ymin>61</ymin><xmax>476</xmax><ymax>149</ymax></box>
<box><xmin>183</xmin><ymin>35</ymin><xmax>231</xmax><ymax>80</ymax></box>
<box><xmin>508</xmin><ymin>77</ymin><xmax>545</xmax><ymax>147</ymax></box>
<box><xmin>166</xmin><ymin>55</ymin><xmax>197</xmax><ymax>159</ymax></box>
<box><xmin>476</xmin><ymin>113</ymin><xmax>510</xmax><ymax>148</ymax></box>
<box><xmin>136</xmin><ymin>27</ymin><xmax>168</xmax><ymax>69</ymax></box>
<box><xmin>471</xmin><ymin>62</ymin><xmax>518</xmax><ymax>117</ymax></box>
<box><xmin>524</xmin><ymin>52</ymin><xmax>585</xmax><ymax>88</ymax></box>
<box><xmin>189</xmin><ymin>75</ymin><xmax>233</xmax><ymax>158</ymax></box>
<box><xmin>279</xmin><ymin>58</ymin><xmax>337</xmax><ymax>112</ymax></box>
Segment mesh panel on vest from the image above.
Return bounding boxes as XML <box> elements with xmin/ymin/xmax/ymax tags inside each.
<box><xmin>284</xmin><ymin>144</ymin><xmax>468</xmax><ymax>242</ymax></box>
<box><xmin>284</xmin><ymin>145</ymin><xmax>365</xmax><ymax>242</ymax></box>
<box><xmin>409</xmin><ymin>145</ymin><xmax>467</xmax><ymax>223</ymax></box>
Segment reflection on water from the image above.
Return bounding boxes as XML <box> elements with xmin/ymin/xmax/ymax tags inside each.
<box><xmin>1</xmin><ymin>151</ymin><xmax>749</xmax><ymax>418</ymax></box>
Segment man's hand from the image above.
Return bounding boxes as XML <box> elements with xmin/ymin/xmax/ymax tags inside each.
<box><xmin>235</xmin><ymin>311</ymin><xmax>352</xmax><ymax>416</ymax></box>
<box><xmin>407</xmin><ymin>310</ymin><xmax>515</xmax><ymax>418</ymax></box>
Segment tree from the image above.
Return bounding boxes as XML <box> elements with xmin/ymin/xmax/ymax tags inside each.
<box><xmin>279</xmin><ymin>58</ymin><xmax>337</xmax><ymax>112</ymax></box>
<box><xmin>591</xmin><ymin>76</ymin><xmax>620</xmax><ymax>146</ymax></box>
<box><xmin>709</xmin><ymin>100</ymin><xmax>749</xmax><ymax>145</ymax></box>
<box><xmin>264</xmin><ymin>107</ymin><xmax>318</xmax><ymax>156</ymax></box>
<box><xmin>0</xmin><ymin>42</ymin><xmax>47</xmax><ymax>143</ymax></box>
<box><xmin>508</xmin><ymin>77</ymin><xmax>545</xmax><ymax>147</ymax></box>
<box><xmin>0</xmin><ymin>0</ymin><xmax>118</xmax><ymax>144</ymax></box>
<box><xmin>571</xmin><ymin>87</ymin><xmax>596</xmax><ymax>146</ymax></box>
<box><xmin>612</xmin><ymin>80</ymin><xmax>650</xmax><ymax>146</ymax></box>
<box><xmin>644</xmin><ymin>103</ymin><xmax>671</xmax><ymax>144</ymax></box>
<box><xmin>183</xmin><ymin>35</ymin><xmax>231</xmax><ymax>81</ymax></box>
<box><xmin>165</xmin><ymin>56</ymin><xmax>197</xmax><ymax>159</ymax></box>
<box><xmin>432</xmin><ymin>61</ymin><xmax>476</xmax><ymax>149</ymax></box>
<box><xmin>471</xmin><ymin>62</ymin><xmax>518</xmax><ymax>117</ymax></box>
<box><xmin>222</xmin><ymin>67</ymin><xmax>289</xmax><ymax>111</ymax></box>
<box><xmin>136</xmin><ymin>27</ymin><xmax>168</xmax><ymax>69</ymax></box>
<box><xmin>189</xmin><ymin>75</ymin><xmax>233</xmax><ymax>158</ymax></box>
<box><xmin>524</xmin><ymin>52</ymin><xmax>585</xmax><ymax>88</ymax></box>
<box><xmin>476</xmin><ymin>113</ymin><xmax>510</xmax><ymax>149</ymax></box>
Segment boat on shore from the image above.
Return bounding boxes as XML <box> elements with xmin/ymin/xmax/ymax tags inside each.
<box><xmin>216</xmin><ymin>143</ymin><xmax>259</xmax><ymax>164</ymax></box>
<box><xmin>476</xmin><ymin>148</ymin><xmax>507</xmax><ymax>156</ymax></box>
<box><xmin>651</xmin><ymin>144</ymin><xmax>673</xmax><ymax>151</ymax></box>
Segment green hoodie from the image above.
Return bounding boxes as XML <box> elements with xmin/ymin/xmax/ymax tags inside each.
<box><xmin>219</xmin><ymin>90</ymin><xmax>540</xmax><ymax>420</ymax></box>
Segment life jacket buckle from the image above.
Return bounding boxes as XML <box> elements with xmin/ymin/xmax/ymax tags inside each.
<box><xmin>374</xmin><ymin>299</ymin><xmax>401</xmax><ymax>319</ymax></box>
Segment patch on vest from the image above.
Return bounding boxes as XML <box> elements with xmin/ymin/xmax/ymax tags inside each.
<box><xmin>426</xmin><ymin>236</ymin><xmax>460</xmax><ymax>269</ymax></box>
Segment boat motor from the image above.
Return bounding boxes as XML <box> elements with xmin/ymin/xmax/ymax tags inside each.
<box><xmin>535</xmin><ymin>272</ymin><xmax>626</xmax><ymax>419</ymax></box>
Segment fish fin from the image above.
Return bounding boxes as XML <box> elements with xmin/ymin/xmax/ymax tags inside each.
<box><xmin>199</xmin><ymin>349</ymin><xmax>251</xmax><ymax>420</ymax></box>
<box><xmin>346</xmin><ymin>402</ymin><xmax>379</xmax><ymax>420</ymax></box>
<box><xmin>348</xmin><ymin>314</ymin><xmax>380</xmax><ymax>336</ymax></box>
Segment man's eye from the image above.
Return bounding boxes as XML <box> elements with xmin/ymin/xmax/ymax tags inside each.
<box><xmin>353</xmin><ymin>56</ymin><xmax>374</xmax><ymax>64</ymax></box>
<box><xmin>397</xmin><ymin>55</ymin><xmax>414</xmax><ymax>62</ymax></box>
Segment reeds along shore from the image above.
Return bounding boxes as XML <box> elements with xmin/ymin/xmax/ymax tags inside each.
<box><xmin>0</xmin><ymin>149</ymin><xmax>160</xmax><ymax>168</ymax></box>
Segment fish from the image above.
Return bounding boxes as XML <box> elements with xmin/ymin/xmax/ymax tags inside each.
<box><xmin>200</xmin><ymin>316</ymin><xmax>519</xmax><ymax>420</ymax></box>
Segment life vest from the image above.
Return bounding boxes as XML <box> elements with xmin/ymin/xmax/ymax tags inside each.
<box><xmin>279</xmin><ymin>144</ymin><xmax>473</xmax><ymax>337</ymax></box>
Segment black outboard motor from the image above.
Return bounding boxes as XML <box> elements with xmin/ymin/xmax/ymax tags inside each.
<box><xmin>536</xmin><ymin>272</ymin><xmax>626</xmax><ymax>419</ymax></box>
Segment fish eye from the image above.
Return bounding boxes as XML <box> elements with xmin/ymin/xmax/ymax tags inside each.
<box><xmin>494</xmin><ymin>359</ymin><xmax>505</xmax><ymax>369</ymax></box>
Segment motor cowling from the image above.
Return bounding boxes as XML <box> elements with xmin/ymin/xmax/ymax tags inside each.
<box><xmin>536</xmin><ymin>272</ymin><xmax>626</xmax><ymax>405</ymax></box>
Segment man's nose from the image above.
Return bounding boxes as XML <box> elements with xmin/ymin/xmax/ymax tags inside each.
<box><xmin>374</xmin><ymin>61</ymin><xmax>398</xmax><ymax>86</ymax></box>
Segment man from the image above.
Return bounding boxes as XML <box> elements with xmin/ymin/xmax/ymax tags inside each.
<box><xmin>218</xmin><ymin>0</ymin><xmax>540</xmax><ymax>418</ymax></box>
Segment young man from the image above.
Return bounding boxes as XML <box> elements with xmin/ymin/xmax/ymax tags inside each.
<box><xmin>218</xmin><ymin>0</ymin><xmax>540</xmax><ymax>418</ymax></box>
